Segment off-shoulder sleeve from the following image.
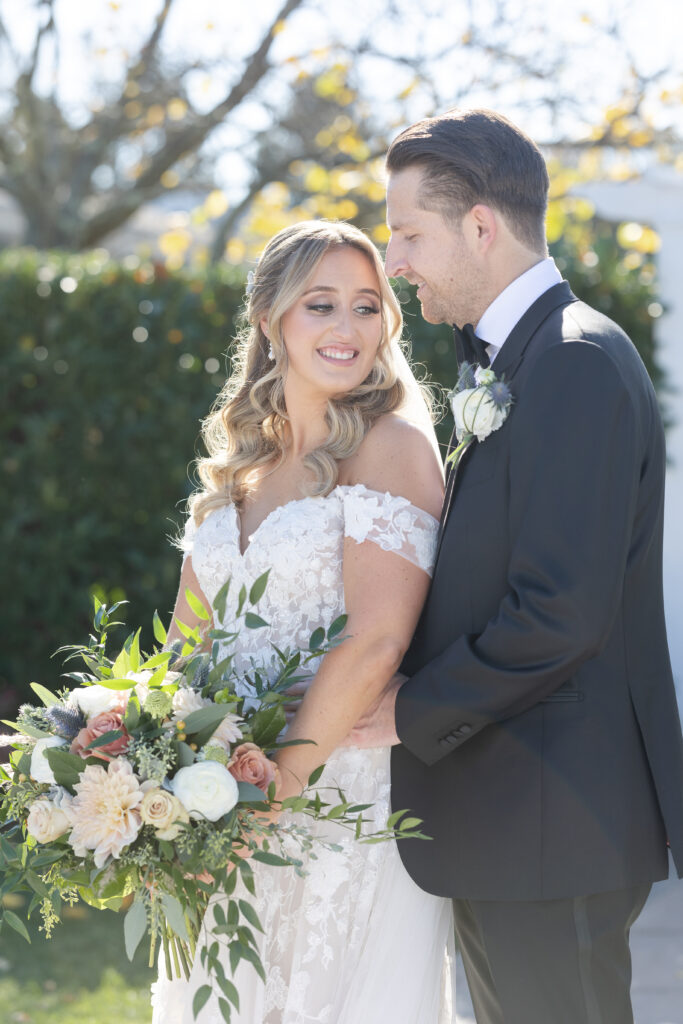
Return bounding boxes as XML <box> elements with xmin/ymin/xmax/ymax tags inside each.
<box><xmin>341</xmin><ymin>484</ymin><xmax>439</xmax><ymax>576</ymax></box>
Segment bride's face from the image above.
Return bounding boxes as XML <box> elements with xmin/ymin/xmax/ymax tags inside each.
<box><xmin>276</xmin><ymin>246</ymin><xmax>383</xmax><ymax>402</ymax></box>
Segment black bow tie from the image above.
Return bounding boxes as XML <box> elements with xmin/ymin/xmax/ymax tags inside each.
<box><xmin>453</xmin><ymin>323</ymin><xmax>490</xmax><ymax>369</ymax></box>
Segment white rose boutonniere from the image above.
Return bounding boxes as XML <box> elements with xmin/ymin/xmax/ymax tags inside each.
<box><xmin>447</xmin><ymin>362</ymin><xmax>513</xmax><ymax>469</ymax></box>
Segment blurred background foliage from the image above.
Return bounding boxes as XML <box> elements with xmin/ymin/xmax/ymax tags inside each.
<box><xmin>0</xmin><ymin>220</ymin><xmax>663</xmax><ymax>706</ymax></box>
<box><xmin>0</xmin><ymin>0</ymin><xmax>679</xmax><ymax>710</ymax></box>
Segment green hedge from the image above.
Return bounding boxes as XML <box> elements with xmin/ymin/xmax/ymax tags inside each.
<box><xmin>0</xmin><ymin>224</ymin><xmax>660</xmax><ymax>705</ymax></box>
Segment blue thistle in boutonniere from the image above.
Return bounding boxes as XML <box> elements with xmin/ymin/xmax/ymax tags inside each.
<box><xmin>446</xmin><ymin>363</ymin><xmax>513</xmax><ymax>468</ymax></box>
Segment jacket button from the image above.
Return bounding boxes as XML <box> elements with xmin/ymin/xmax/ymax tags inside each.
<box><xmin>439</xmin><ymin>738</ymin><xmax>452</xmax><ymax>749</ymax></box>
<box><xmin>456</xmin><ymin>724</ymin><xmax>472</xmax><ymax>736</ymax></box>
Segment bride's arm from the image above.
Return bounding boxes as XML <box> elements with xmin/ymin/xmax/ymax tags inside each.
<box><xmin>273</xmin><ymin>416</ymin><xmax>444</xmax><ymax>800</ymax></box>
<box><xmin>166</xmin><ymin>553</ymin><xmax>212</xmax><ymax>648</ymax></box>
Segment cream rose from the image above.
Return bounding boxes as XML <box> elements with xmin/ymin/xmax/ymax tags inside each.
<box><xmin>172</xmin><ymin>761</ymin><xmax>239</xmax><ymax>821</ymax></box>
<box><xmin>451</xmin><ymin>387</ymin><xmax>506</xmax><ymax>443</ymax></box>
<box><xmin>139</xmin><ymin>785</ymin><xmax>190</xmax><ymax>840</ymax></box>
<box><xmin>26</xmin><ymin>797</ymin><xmax>71</xmax><ymax>843</ymax></box>
<box><xmin>71</xmin><ymin>684</ymin><xmax>128</xmax><ymax>719</ymax></box>
<box><xmin>30</xmin><ymin>736</ymin><xmax>68</xmax><ymax>785</ymax></box>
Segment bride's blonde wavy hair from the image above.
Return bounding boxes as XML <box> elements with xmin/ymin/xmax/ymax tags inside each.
<box><xmin>190</xmin><ymin>220</ymin><xmax>416</xmax><ymax>525</ymax></box>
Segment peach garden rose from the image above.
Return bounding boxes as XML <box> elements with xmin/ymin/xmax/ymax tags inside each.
<box><xmin>70</xmin><ymin>710</ymin><xmax>129</xmax><ymax>761</ymax></box>
<box><xmin>228</xmin><ymin>742</ymin><xmax>279</xmax><ymax>793</ymax></box>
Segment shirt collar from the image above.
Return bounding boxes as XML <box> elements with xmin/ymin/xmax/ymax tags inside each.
<box><xmin>476</xmin><ymin>257</ymin><xmax>563</xmax><ymax>365</ymax></box>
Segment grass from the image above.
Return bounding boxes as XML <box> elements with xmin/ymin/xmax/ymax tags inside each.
<box><xmin>0</xmin><ymin>895</ymin><xmax>155</xmax><ymax>1024</ymax></box>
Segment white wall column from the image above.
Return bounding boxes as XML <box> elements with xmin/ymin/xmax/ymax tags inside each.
<box><xmin>576</xmin><ymin>170</ymin><xmax>683</xmax><ymax>699</ymax></box>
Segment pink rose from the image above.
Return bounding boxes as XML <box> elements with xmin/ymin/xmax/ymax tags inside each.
<box><xmin>228</xmin><ymin>743</ymin><xmax>279</xmax><ymax>793</ymax></box>
<box><xmin>70</xmin><ymin>710</ymin><xmax>129</xmax><ymax>761</ymax></box>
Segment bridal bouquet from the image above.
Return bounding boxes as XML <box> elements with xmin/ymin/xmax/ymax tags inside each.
<box><xmin>0</xmin><ymin>574</ymin><xmax>425</xmax><ymax>1021</ymax></box>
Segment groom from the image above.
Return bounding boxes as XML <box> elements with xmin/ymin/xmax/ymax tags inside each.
<box><xmin>362</xmin><ymin>109</ymin><xmax>683</xmax><ymax>1023</ymax></box>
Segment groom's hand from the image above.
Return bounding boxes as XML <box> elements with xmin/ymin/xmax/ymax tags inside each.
<box><xmin>342</xmin><ymin>673</ymin><xmax>405</xmax><ymax>748</ymax></box>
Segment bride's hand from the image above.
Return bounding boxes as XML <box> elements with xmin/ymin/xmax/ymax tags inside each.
<box><xmin>341</xmin><ymin>673</ymin><xmax>405</xmax><ymax>748</ymax></box>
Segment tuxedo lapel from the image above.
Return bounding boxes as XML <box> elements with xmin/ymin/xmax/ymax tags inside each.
<box><xmin>435</xmin><ymin>281</ymin><xmax>577</xmax><ymax>552</ymax></box>
<box><xmin>492</xmin><ymin>281</ymin><xmax>576</xmax><ymax>382</ymax></box>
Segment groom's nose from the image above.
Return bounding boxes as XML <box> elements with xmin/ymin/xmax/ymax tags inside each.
<box><xmin>384</xmin><ymin>237</ymin><xmax>407</xmax><ymax>280</ymax></box>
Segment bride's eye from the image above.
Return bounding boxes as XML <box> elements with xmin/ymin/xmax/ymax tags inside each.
<box><xmin>354</xmin><ymin>304</ymin><xmax>380</xmax><ymax>316</ymax></box>
<box><xmin>305</xmin><ymin>303</ymin><xmax>334</xmax><ymax>313</ymax></box>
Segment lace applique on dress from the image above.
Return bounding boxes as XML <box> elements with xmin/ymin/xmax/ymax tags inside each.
<box><xmin>340</xmin><ymin>484</ymin><xmax>438</xmax><ymax>575</ymax></box>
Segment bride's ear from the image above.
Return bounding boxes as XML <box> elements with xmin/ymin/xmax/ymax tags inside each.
<box><xmin>260</xmin><ymin>316</ymin><xmax>270</xmax><ymax>339</ymax></box>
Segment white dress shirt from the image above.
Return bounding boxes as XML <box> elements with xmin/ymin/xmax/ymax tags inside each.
<box><xmin>475</xmin><ymin>257</ymin><xmax>563</xmax><ymax>367</ymax></box>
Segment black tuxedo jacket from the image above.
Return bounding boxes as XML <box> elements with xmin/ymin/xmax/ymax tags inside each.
<box><xmin>394</xmin><ymin>281</ymin><xmax>683</xmax><ymax>901</ymax></box>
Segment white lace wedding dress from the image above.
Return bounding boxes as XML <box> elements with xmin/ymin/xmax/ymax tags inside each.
<box><xmin>151</xmin><ymin>484</ymin><xmax>455</xmax><ymax>1024</ymax></box>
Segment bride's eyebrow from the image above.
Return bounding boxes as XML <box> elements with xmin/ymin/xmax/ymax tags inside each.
<box><xmin>302</xmin><ymin>286</ymin><xmax>381</xmax><ymax>299</ymax></box>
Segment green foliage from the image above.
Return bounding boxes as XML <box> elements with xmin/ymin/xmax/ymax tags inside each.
<box><xmin>0</xmin><ymin>249</ymin><xmax>245</xmax><ymax>704</ymax></box>
<box><xmin>0</xmin><ymin>224</ymin><xmax>663</xmax><ymax>706</ymax></box>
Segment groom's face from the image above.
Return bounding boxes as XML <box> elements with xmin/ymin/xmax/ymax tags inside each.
<box><xmin>385</xmin><ymin>166</ymin><xmax>483</xmax><ymax>327</ymax></box>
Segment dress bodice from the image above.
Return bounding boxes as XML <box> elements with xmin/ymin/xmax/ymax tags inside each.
<box><xmin>181</xmin><ymin>484</ymin><xmax>438</xmax><ymax>686</ymax></box>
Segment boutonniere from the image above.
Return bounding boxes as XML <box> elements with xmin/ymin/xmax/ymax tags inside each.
<box><xmin>446</xmin><ymin>362</ymin><xmax>513</xmax><ymax>469</ymax></box>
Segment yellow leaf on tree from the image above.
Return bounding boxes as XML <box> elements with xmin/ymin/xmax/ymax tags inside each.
<box><xmin>161</xmin><ymin>170</ymin><xmax>180</xmax><ymax>188</ymax></box>
<box><xmin>159</xmin><ymin>229</ymin><xmax>192</xmax><ymax>255</ymax></box>
<box><xmin>205</xmin><ymin>190</ymin><xmax>230</xmax><ymax>219</ymax></box>
<box><xmin>167</xmin><ymin>98</ymin><xmax>188</xmax><ymax>121</ymax></box>
<box><xmin>305</xmin><ymin>166</ymin><xmax>330</xmax><ymax>192</ymax></box>
<box><xmin>371</xmin><ymin>223</ymin><xmax>391</xmax><ymax>244</ymax></box>
<box><xmin>147</xmin><ymin>104</ymin><xmax>165</xmax><ymax>126</ymax></box>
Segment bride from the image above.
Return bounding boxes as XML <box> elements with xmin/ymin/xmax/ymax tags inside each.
<box><xmin>151</xmin><ymin>220</ymin><xmax>454</xmax><ymax>1022</ymax></box>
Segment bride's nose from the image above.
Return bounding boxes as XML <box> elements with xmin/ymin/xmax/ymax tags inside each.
<box><xmin>331</xmin><ymin>308</ymin><xmax>354</xmax><ymax>340</ymax></box>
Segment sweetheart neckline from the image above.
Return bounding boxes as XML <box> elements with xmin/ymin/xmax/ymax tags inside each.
<box><xmin>226</xmin><ymin>484</ymin><xmax>439</xmax><ymax>557</ymax></box>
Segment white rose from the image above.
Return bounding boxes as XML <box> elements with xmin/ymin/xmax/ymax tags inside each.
<box><xmin>72</xmin><ymin>684</ymin><xmax>128</xmax><ymax>719</ymax></box>
<box><xmin>172</xmin><ymin>761</ymin><xmax>239</xmax><ymax>821</ymax></box>
<box><xmin>30</xmin><ymin>737</ymin><xmax>68</xmax><ymax>785</ymax></box>
<box><xmin>26</xmin><ymin>798</ymin><xmax>71</xmax><ymax>842</ymax></box>
<box><xmin>451</xmin><ymin>387</ymin><xmax>505</xmax><ymax>443</ymax></box>
<box><xmin>171</xmin><ymin>687</ymin><xmax>211</xmax><ymax>720</ymax></box>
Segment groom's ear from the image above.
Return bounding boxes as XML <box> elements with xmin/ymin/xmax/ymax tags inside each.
<box><xmin>466</xmin><ymin>203</ymin><xmax>497</xmax><ymax>253</ymax></box>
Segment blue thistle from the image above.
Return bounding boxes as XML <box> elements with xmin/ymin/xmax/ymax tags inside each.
<box><xmin>488</xmin><ymin>380</ymin><xmax>512</xmax><ymax>410</ymax></box>
<box><xmin>46</xmin><ymin>704</ymin><xmax>86</xmax><ymax>740</ymax></box>
<box><xmin>455</xmin><ymin>362</ymin><xmax>477</xmax><ymax>392</ymax></box>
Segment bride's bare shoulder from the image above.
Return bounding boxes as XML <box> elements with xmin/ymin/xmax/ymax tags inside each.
<box><xmin>339</xmin><ymin>413</ymin><xmax>444</xmax><ymax>518</ymax></box>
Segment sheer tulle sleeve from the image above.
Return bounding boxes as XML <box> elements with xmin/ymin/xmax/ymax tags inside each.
<box><xmin>340</xmin><ymin>484</ymin><xmax>439</xmax><ymax>576</ymax></box>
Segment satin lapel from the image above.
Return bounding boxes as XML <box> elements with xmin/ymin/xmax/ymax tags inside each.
<box><xmin>492</xmin><ymin>281</ymin><xmax>576</xmax><ymax>382</ymax></box>
<box><xmin>434</xmin><ymin>281</ymin><xmax>578</xmax><ymax>558</ymax></box>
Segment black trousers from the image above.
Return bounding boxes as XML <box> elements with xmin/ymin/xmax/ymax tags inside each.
<box><xmin>453</xmin><ymin>885</ymin><xmax>650</xmax><ymax>1024</ymax></box>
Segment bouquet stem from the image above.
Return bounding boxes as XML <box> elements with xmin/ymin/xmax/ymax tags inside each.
<box><xmin>162</xmin><ymin>926</ymin><xmax>173</xmax><ymax>981</ymax></box>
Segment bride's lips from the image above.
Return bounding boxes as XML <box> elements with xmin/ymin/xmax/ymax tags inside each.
<box><xmin>317</xmin><ymin>346</ymin><xmax>360</xmax><ymax>365</ymax></box>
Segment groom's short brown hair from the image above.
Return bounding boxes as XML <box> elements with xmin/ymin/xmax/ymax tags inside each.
<box><xmin>386</xmin><ymin>108</ymin><xmax>549</xmax><ymax>253</ymax></box>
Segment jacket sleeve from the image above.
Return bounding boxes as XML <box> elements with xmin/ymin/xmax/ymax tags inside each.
<box><xmin>396</xmin><ymin>340</ymin><xmax>643</xmax><ymax>766</ymax></box>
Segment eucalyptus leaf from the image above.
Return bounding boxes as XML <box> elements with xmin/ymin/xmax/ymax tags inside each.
<box><xmin>327</xmin><ymin>614</ymin><xmax>348</xmax><ymax>640</ymax></box>
<box><xmin>244</xmin><ymin>612</ymin><xmax>269</xmax><ymax>630</ymax></box>
<box><xmin>85</xmin><ymin>729</ymin><xmax>123</xmax><ymax>750</ymax></box>
<box><xmin>185</xmin><ymin>587</ymin><xmax>211</xmax><ymax>621</ymax></box>
<box><xmin>160</xmin><ymin>892</ymin><xmax>189</xmax><ymax>941</ymax></box>
<box><xmin>248</xmin><ymin>570</ymin><xmax>270</xmax><ymax>606</ymax></box>
<box><xmin>236</xmin><ymin>781</ymin><xmax>268</xmax><ymax>804</ymax></box>
<box><xmin>29</xmin><ymin>683</ymin><xmax>59</xmax><ymax>707</ymax></box>
<box><xmin>212</xmin><ymin>578</ymin><xmax>231</xmax><ymax>622</ymax></box>
<box><xmin>308</xmin><ymin>627</ymin><xmax>325</xmax><ymax>651</ymax></box>
<box><xmin>123</xmin><ymin>898</ymin><xmax>147</xmax><ymax>961</ymax></box>
<box><xmin>193</xmin><ymin>985</ymin><xmax>212</xmax><ymax>1018</ymax></box>
<box><xmin>44</xmin><ymin>747</ymin><xmax>84</xmax><ymax>791</ymax></box>
<box><xmin>152</xmin><ymin>610</ymin><xmax>168</xmax><ymax>645</ymax></box>
<box><xmin>182</xmin><ymin>705</ymin><xmax>230</xmax><ymax>736</ymax></box>
<box><xmin>1</xmin><ymin>719</ymin><xmax>51</xmax><ymax>740</ymax></box>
